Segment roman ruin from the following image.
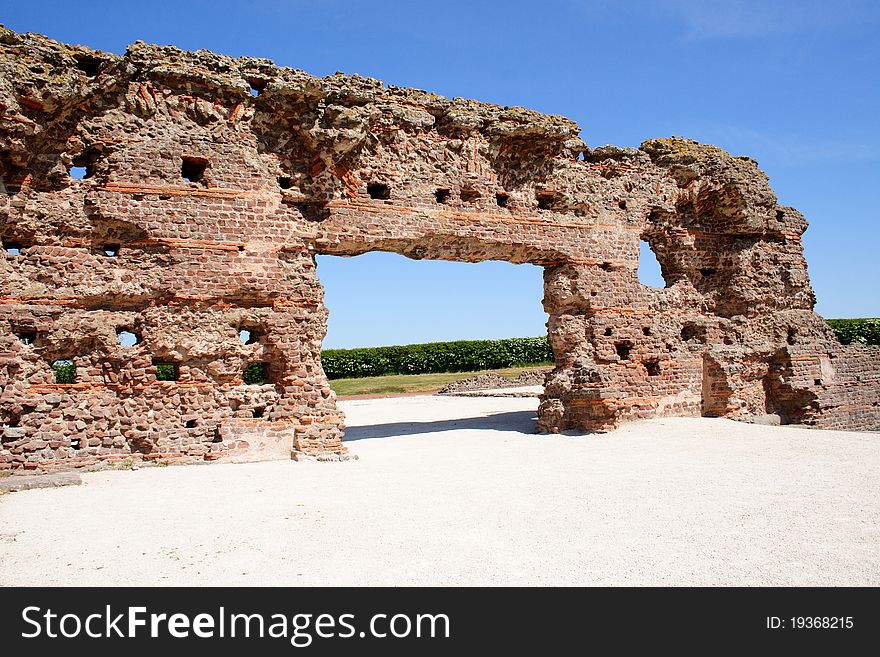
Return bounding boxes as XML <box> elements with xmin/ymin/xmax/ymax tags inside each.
<box><xmin>1</xmin><ymin>27</ymin><xmax>878</xmax><ymax>471</ymax></box>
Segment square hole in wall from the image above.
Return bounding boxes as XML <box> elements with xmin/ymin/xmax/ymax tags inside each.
<box><xmin>69</xmin><ymin>166</ymin><xmax>89</xmax><ymax>180</ymax></box>
<box><xmin>3</xmin><ymin>240</ymin><xmax>24</xmax><ymax>255</ymax></box>
<box><xmin>367</xmin><ymin>182</ymin><xmax>390</xmax><ymax>199</ymax></box>
<box><xmin>184</xmin><ymin>419</ymin><xmax>197</xmax><ymax>429</ymax></box>
<box><xmin>434</xmin><ymin>188</ymin><xmax>451</xmax><ymax>204</ymax></box>
<box><xmin>16</xmin><ymin>330</ymin><xmax>37</xmax><ymax>345</ymax></box>
<box><xmin>239</xmin><ymin>329</ymin><xmax>259</xmax><ymax>345</ymax></box>
<box><xmin>681</xmin><ymin>323</ymin><xmax>707</xmax><ymax>343</ymax></box>
<box><xmin>117</xmin><ymin>330</ymin><xmax>139</xmax><ymax>347</ymax></box>
<box><xmin>181</xmin><ymin>157</ymin><xmax>208</xmax><ymax>183</ymax></box>
<box><xmin>536</xmin><ymin>192</ymin><xmax>557</xmax><ymax>210</ymax></box>
<box><xmin>101</xmin><ymin>244</ymin><xmax>120</xmax><ymax>257</ymax></box>
<box><xmin>645</xmin><ymin>360</ymin><xmax>661</xmax><ymax>376</ymax></box>
<box><xmin>154</xmin><ymin>362</ymin><xmax>180</xmax><ymax>381</ymax></box>
<box><xmin>278</xmin><ymin>176</ymin><xmax>292</xmax><ymax>189</ymax></box>
<box><xmin>74</xmin><ymin>55</ymin><xmax>101</xmax><ymax>77</ymax></box>
<box><xmin>252</xmin><ymin>406</ymin><xmax>265</xmax><ymax>418</ymax></box>
<box><xmin>52</xmin><ymin>359</ymin><xmax>76</xmax><ymax>384</ymax></box>
<box><xmin>2</xmin><ymin>408</ymin><xmax>21</xmax><ymax>432</ymax></box>
<box><xmin>72</xmin><ymin>149</ymin><xmax>99</xmax><ymax>181</ymax></box>
<box><xmin>495</xmin><ymin>192</ymin><xmax>509</xmax><ymax>207</ymax></box>
<box><xmin>614</xmin><ymin>342</ymin><xmax>632</xmax><ymax>361</ymax></box>
<box><xmin>243</xmin><ymin>362</ymin><xmax>269</xmax><ymax>385</ymax></box>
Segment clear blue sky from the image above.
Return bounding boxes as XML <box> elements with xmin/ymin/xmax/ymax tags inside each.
<box><xmin>5</xmin><ymin>1</ymin><xmax>878</xmax><ymax>348</ymax></box>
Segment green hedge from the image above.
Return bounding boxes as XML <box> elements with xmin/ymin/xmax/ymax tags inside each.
<box><xmin>321</xmin><ymin>320</ymin><xmax>876</xmax><ymax>380</ymax></box>
<box><xmin>826</xmin><ymin>318</ymin><xmax>880</xmax><ymax>345</ymax></box>
<box><xmin>155</xmin><ymin>363</ymin><xmax>179</xmax><ymax>381</ymax></box>
<box><xmin>243</xmin><ymin>362</ymin><xmax>269</xmax><ymax>385</ymax></box>
<box><xmin>321</xmin><ymin>337</ymin><xmax>553</xmax><ymax>379</ymax></box>
<box><xmin>52</xmin><ymin>361</ymin><xmax>76</xmax><ymax>384</ymax></box>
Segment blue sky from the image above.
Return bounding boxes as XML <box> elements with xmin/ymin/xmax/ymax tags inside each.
<box><xmin>5</xmin><ymin>1</ymin><xmax>878</xmax><ymax>348</ymax></box>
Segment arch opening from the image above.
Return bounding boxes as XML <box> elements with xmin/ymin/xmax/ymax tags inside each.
<box><xmin>315</xmin><ymin>252</ymin><xmax>551</xmax><ymax>422</ymax></box>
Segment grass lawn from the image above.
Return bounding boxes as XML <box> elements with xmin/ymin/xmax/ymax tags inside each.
<box><xmin>329</xmin><ymin>363</ymin><xmax>551</xmax><ymax>397</ymax></box>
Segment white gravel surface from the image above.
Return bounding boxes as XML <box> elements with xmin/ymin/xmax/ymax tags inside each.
<box><xmin>1</xmin><ymin>394</ymin><xmax>878</xmax><ymax>586</ymax></box>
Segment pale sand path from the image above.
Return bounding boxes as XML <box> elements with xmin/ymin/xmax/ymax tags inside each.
<box><xmin>1</xmin><ymin>394</ymin><xmax>878</xmax><ymax>586</ymax></box>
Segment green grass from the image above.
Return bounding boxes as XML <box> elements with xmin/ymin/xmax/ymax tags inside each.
<box><xmin>329</xmin><ymin>363</ymin><xmax>551</xmax><ymax>397</ymax></box>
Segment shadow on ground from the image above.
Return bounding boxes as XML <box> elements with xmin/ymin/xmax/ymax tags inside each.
<box><xmin>343</xmin><ymin>410</ymin><xmax>538</xmax><ymax>441</ymax></box>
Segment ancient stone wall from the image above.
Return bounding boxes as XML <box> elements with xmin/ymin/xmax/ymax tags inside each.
<box><xmin>1</xmin><ymin>28</ymin><xmax>877</xmax><ymax>471</ymax></box>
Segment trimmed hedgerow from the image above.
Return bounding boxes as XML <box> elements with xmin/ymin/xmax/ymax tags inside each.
<box><xmin>320</xmin><ymin>319</ymin><xmax>878</xmax><ymax>380</ymax></box>
<box><xmin>243</xmin><ymin>362</ymin><xmax>269</xmax><ymax>385</ymax></box>
<box><xmin>52</xmin><ymin>360</ymin><xmax>76</xmax><ymax>384</ymax></box>
<box><xmin>155</xmin><ymin>363</ymin><xmax>179</xmax><ymax>381</ymax></box>
<box><xmin>826</xmin><ymin>318</ymin><xmax>880</xmax><ymax>346</ymax></box>
<box><xmin>321</xmin><ymin>337</ymin><xmax>553</xmax><ymax>379</ymax></box>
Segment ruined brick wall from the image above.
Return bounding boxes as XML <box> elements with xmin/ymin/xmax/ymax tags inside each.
<box><xmin>1</xmin><ymin>28</ymin><xmax>877</xmax><ymax>471</ymax></box>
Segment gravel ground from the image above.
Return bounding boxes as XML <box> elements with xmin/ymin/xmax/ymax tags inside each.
<box><xmin>1</xmin><ymin>395</ymin><xmax>878</xmax><ymax>586</ymax></box>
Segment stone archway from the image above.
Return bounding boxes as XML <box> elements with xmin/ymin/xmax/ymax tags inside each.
<box><xmin>1</xmin><ymin>29</ymin><xmax>877</xmax><ymax>472</ymax></box>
